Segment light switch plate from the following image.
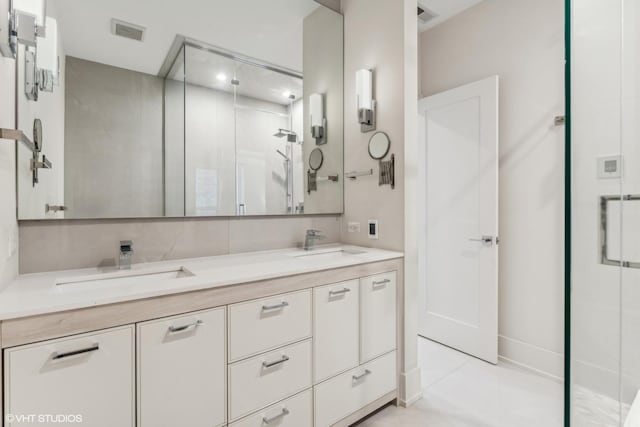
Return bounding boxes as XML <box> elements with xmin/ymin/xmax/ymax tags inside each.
<box><xmin>347</xmin><ymin>222</ymin><xmax>360</xmax><ymax>233</ymax></box>
<box><xmin>368</xmin><ymin>220</ymin><xmax>378</xmax><ymax>239</ymax></box>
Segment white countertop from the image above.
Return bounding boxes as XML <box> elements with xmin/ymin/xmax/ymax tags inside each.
<box><xmin>0</xmin><ymin>244</ymin><xmax>403</xmax><ymax>321</ymax></box>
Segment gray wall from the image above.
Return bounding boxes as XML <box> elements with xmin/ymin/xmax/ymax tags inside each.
<box><xmin>64</xmin><ymin>57</ymin><xmax>164</xmax><ymax>218</ymax></box>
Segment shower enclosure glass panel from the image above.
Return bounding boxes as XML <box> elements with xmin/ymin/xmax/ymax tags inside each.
<box><xmin>181</xmin><ymin>45</ymin><xmax>304</xmax><ymax>216</ymax></box>
<box><xmin>570</xmin><ymin>0</ymin><xmax>640</xmax><ymax>425</ymax></box>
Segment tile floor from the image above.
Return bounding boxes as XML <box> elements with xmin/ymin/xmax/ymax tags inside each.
<box><xmin>356</xmin><ymin>337</ymin><xmax>564</xmax><ymax>427</ymax></box>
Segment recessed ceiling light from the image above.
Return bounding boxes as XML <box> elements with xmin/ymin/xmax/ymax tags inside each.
<box><xmin>216</xmin><ymin>73</ymin><xmax>227</xmax><ymax>81</ymax></box>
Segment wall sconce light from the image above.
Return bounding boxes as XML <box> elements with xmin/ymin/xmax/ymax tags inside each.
<box><xmin>310</xmin><ymin>93</ymin><xmax>326</xmax><ymax>145</ymax></box>
<box><xmin>356</xmin><ymin>68</ymin><xmax>376</xmax><ymax>132</ymax></box>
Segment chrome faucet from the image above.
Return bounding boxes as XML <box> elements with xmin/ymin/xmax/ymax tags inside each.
<box><xmin>303</xmin><ymin>229</ymin><xmax>324</xmax><ymax>251</ymax></box>
<box><xmin>119</xmin><ymin>240</ymin><xmax>133</xmax><ymax>270</ymax></box>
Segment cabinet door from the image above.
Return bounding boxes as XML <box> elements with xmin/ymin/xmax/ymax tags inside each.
<box><xmin>137</xmin><ymin>308</ymin><xmax>226</xmax><ymax>427</ymax></box>
<box><xmin>4</xmin><ymin>326</ymin><xmax>134</xmax><ymax>427</ymax></box>
<box><xmin>228</xmin><ymin>289</ymin><xmax>311</xmax><ymax>361</ymax></box>
<box><xmin>360</xmin><ymin>272</ymin><xmax>397</xmax><ymax>363</ymax></box>
<box><xmin>313</xmin><ymin>280</ymin><xmax>359</xmax><ymax>383</ymax></box>
<box><xmin>314</xmin><ymin>351</ymin><xmax>397</xmax><ymax>427</ymax></box>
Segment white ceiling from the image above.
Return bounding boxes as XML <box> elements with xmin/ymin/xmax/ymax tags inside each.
<box><xmin>52</xmin><ymin>0</ymin><xmax>320</xmax><ymax>76</ymax></box>
<box><xmin>181</xmin><ymin>46</ymin><xmax>303</xmax><ymax>106</ymax></box>
<box><xmin>418</xmin><ymin>0</ymin><xmax>484</xmax><ymax>32</ymax></box>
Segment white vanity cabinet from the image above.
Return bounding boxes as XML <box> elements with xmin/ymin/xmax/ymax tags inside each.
<box><xmin>228</xmin><ymin>339</ymin><xmax>312</xmax><ymax>421</ymax></box>
<box><xmin>228</xmin><ymin>289</ymin><xmax>312</xmax><ymax>361</ymax></box>
<box><xmin>0</xmin><ymin>257</ymin><xmax>402</xmax><ymax>427</ymax></box>
<box><xmin>314</xmin><ymin>351</ymin><xmax>397</xmax><ymax>427</ymax></box>
<box><xmin>230</xmin><ymin>389</ymin><xmax>313</xmax><ymax>427</ymax></box>
<box><xmin>360</xmin><ymin>272</ymin><xmax>397</xmax><ymax>363</ymax></box>
<box><xmin>137</xmin><ymin>308</ymin><xmax>226</xmax><ymax>427</ymax></box>
<box><xmin>313</xmin><ymin>279</ymin><xmax>360</xmax><ymax>383</ymax></box>
<box><xmin>3</xmin><ymin>326</ymin><xmax>135</xmax><ymax>427</ymax></box>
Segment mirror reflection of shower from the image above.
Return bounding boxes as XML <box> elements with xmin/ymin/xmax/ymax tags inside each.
<box><xmin>273</xmin><ymin>93</ymin><xmax>304</xmax><ymax>214</ymax></box>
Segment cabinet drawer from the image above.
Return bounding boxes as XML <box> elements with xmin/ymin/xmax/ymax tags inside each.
<box><xmin>228</xmin><ymin>339</ymin><xmax>312</xmax><ymax>421</ymax></box>
<box><xmin>230</xmin><ymin>389</ymin><xmax>312</xmax><ymax>427</ymax></box>
<box><xmin>314</xmin><ymin>351</ymin><xmax>397</xmax><ymax>427</ymax></box>
<box><xmin>137</xmin><ymin>308</ymin><xmax>226</xmax><ymax>427</ymax></box>
<box><xmin>4</xmin><ymin>326</ymin><xmax>134</xmax><ymax>427</ymax></box>
<box><xmin>360</xmin><ymin>272</ymin><xmax>397</xmax><ymax>362</ymax></box>
<box><xmin>228</xmin><ymin>289</ymin><xmax>311</xmax><ymax>361</ymax></box>
<box><xmin>313</xmin><ymin>280</ymin><xmax>359</xmax><ymax>383</ymax></box>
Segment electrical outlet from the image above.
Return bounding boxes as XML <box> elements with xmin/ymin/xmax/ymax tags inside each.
<box><xmin>347</xmin><ymin>222</ymin><xmax>361</xmax><ymax>233</ymax></box>
<box><xmin>368</xmin><ymin>220</ymin><xmax>379</xmax><ymax>239</ymax></box>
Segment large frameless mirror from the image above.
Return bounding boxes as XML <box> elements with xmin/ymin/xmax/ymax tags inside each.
<box><xmin>15</xmin><ymin>0</ymin><xmax>344</xmax><ymax>219</ymax></box>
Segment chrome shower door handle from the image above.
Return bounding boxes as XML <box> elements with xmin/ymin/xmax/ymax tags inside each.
<box><xmin>468</xmin><ymin>235</ymin><xmax>494</xmax><ymax>246</ymax></box>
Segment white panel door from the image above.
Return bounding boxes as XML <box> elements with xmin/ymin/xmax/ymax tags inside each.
<box><xmin>418</xmin><ymin>76</ymin><xmax>499</xmax><ymax>364</ymax></box>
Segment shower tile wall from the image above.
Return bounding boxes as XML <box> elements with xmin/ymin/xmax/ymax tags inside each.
<box><xmin>64</xmin><ymin>57</ymin><xmax>165</xmax><ymax>218</ymax></box>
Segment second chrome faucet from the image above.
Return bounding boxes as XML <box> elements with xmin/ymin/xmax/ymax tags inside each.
<box><xmin>303</xmin><ymin>229</ymin><xmax>324</xmax><ymax>251</ymax></box>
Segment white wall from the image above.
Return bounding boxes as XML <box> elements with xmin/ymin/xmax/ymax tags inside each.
<box><xmin>0</xmin><ymin>51</ymin><xmax>18</xmax><ymax>289</ymax></box>
<box><xmin>341</xmin><ymin>0</ymin><xmax>421</xmax><ymax>406</ymax></box>
<box><xmin>419</xmin><ymin>0</ymin><xmax>565</xmax><ymax>378</ymax></box>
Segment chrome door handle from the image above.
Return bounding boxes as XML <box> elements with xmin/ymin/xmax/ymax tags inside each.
<box><xmin>329</xmin><ymin>288</ymin><xmax>351</xmax><ymax>296</ymax></box>
<box><xmin>469</xmin><ymin>235</ymin><xmax>494</xmax><ymax>246</ymax></box>
<box><xmin>352</xmin><ymin>369</ymin><xmax>372</xmax><ymax>381</ymax></box>
<box><xmin>262</xmin><ymin>301</ymin><xmax>289</xmax><ymax>311</ymax></box>
<box><xmin>168</xmin><ymin>319</ymin><xmax>203</xmax><ymax>333</ymax></box>
<box><xmin>263</xmin><ymin>355</ymin><xmax>290</xmax><ymax>368</ymax></box>
<box><xmin>263</xmin><ymin>408</ymin><xmax>290</xmax><ymax>424</ymax></box>
<box><xmin>51</xmin><ymin>343</ymin><xmax>100</xmax><ymax>360</ymax></box>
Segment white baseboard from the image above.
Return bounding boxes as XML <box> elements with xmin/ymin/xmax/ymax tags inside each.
<box><xmin>498</xmin><ymin>335</ymin><xmax>564</xmax><ymax>381</ymax></box>
<box><xmin>399</xmin><ymin>366</ymin><xmax>423</xmax><ymax>407</ymax></box>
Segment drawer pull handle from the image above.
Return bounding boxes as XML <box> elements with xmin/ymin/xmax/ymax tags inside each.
<box><xmin>352</xmin><ymin>369</ymin><xmax>372</xmax><ymax>381</ymax></box>
<box><xmin>262</xmin><ymin>355</ymin><xmax>290</xmax><ymax>368</ymax></box>
<box><xmin>262</xmin><ymin>301</ymin><xmax>289</xmax><ymax>311</ymax></box>
<box><xmin>329</xmin><ymin>288</ymin><xmax>351</xmax><ymax>296</ymax></box>
<box><xmin>168</xmin><ymin>320</ymin><xmax>203</xmax><ymax>333</ymax></box>
<box><xmin>51</xmin><ymin>343</ymin><xmax>100</xmax><ymax>360</ymax></box>
<box><xmin>263</xmin><ymin>408</ymin><xmax>290</xmax><ymax>424</ymax></box>
<box><xmin>372</xmin><ymin>279</ymin><xmax>391</xmax><ymax>288</ymax></box>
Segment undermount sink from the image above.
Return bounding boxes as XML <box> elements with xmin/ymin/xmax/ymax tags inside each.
<box><xmin>293</xmin><ymin>248</ymin><xmax>366</xmax><ymax>259</ymax></box>
<box><xmin>56</xmin><ymin>266</ymin><xmax>195</xmax><ymax>287</ymax></box>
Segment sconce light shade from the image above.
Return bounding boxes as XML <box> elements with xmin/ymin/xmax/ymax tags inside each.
<box><xmin>356</xmin><ymin>69</ymin><xmax>372</xmax><ymax>110</ymax></box>
<box><xmin>356</xmin><ymin>69</ymin><xmax>376</xmax><ymax>132</ymax></box>
<box><xmin>310</xmin><ymin>93</ymin><xmax>324</xmax><ymax>127</ymax></box>
<box><xmin>310</xmin><ymin>93</ymin><xmax>327</xmax><ymax>145</ymax></box>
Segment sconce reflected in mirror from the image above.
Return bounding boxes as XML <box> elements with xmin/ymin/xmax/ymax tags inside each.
<box><xmin>356</xmin><ymin>68</ymin><xmax>376</xmax><ymax>132</ymax></box>
<box><xmin>310</xmin><ymin>93</ymin><xmax>326</xmax><ymax>145</ymax></box>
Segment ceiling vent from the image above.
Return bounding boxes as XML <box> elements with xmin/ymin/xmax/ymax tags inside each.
<box><xmin>111</xmin><ymin>19</ymin><xmax>146</xmax><ymax>42</ymax></box>
<box><xmin>417</xmin><ymin>5</ymin><xmax>438</xmax><ymax>23</ymax></box>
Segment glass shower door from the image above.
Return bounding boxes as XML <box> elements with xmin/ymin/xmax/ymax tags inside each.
<box><xmin>570</xmin><ymin>0</ymin><xmax>640</xmax><ymax>425</ymax></box>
